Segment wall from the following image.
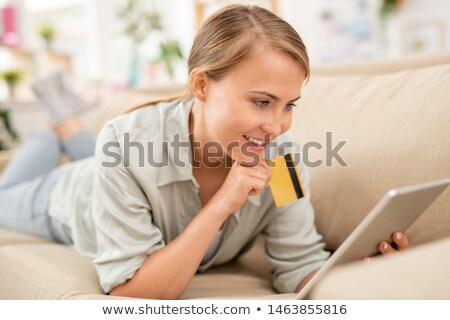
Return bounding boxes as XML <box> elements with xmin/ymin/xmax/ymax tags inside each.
<box><xmin>389</xmin><ymin>0</ymin><xmax>450</xmax><ymax>57</ymax></box>
<box><xmin>279</xmin><ymin>0</ymin><xmax>450</xmax><ymax>65</ymax></box>
<box><xmin>5</xmin><ymin>0</ymin><xmax>450</xmax><ymax>88</ymax></box>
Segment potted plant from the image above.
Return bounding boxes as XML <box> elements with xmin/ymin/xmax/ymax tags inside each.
<box><xmin>1</xmin><ymin>70</ymin><xmax>22</xmax><ymax>101</ymax></box>
<box><xmin>379</xmin><ymin>0</ymin><xmax>406</xmax><ymax>20</ymax></box>
<box><xmin>37</xmin><ymin>24</ymin><xmax>56</xmax><ymax>51</ymax></box>
<box><xmin>0</xmin><ymin>107</ymin><xmax>19</xmax><ymax>151</ymax></box>
<box><xmin>157</xmin><ymin>41</ymin><xmax>184</xmax><ymax>80</ymax></box>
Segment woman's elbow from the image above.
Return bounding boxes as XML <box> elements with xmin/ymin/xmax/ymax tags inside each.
<box><xmin>108</xmin><ymin>281</ymin><xmax>180</xmax><ymax>300</ymax></box>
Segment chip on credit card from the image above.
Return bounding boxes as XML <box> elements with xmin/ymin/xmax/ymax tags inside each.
<box><xmin>269</xmin><ymin>153</ymin><xmax>305</xmax><ymax>207</ymax></box>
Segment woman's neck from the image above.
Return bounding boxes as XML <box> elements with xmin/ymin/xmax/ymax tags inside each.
<box><xmin>189</xmin><ymin>100</ymin><xmax>231</xmax><ymax>173</ymax></box>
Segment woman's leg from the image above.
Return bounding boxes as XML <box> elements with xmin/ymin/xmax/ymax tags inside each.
<box><xmin>0</xmin><ymin>176</ymin><xmax>65</xmax><ymax>242</ymax></box>
<box><xmin>32</xmin><ymin>70</ymin><xmax>95</xmax><ymax>161</ymax></box>
<box><xmin>0</xmin><ymin>72</ymin><xmax>92</xmax><ymax>242</ymax></box>
<box><xmin>0</xmin><ymin>118</ymin><xmax>90</xmax><ymax>243</ymax></box>
<box><xmin>0</xmin><ymin>69</ymin><xmax>93</xmax><ymax>189</ymax></box>
<box><xmin>0</xmin><ymin>114</ymin><xmax>96</xmax><ymax>189</ymax></box>
<box><xmin>53</xmin><ymin>116</ymin><xmax>96</xmax><ymax>161</ymax></box>
<box><xmin>0</xmin><ymin>127</ymin><xmax>61</xmax><ymax>189</ymax></box>
<box><xmin>0</xmin><ymin>119</ymin><xmax>68</xmax><ymax>241</ymax></box>
<box><xmin>31</xmin><ymin>70</ymin><xmax>89</xmax><ymax>125</ymax></box>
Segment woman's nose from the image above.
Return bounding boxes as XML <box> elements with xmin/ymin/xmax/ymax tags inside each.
<box><xmin>261</xmin><ymin>117</ymin><xmax>282</xmax><ymax>138</ymax></box>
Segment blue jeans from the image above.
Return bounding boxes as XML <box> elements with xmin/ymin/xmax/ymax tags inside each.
<box><xmin>0</xmin><ymin>129</ymin><xmax>95</xmax><ymax>244</ymax></box>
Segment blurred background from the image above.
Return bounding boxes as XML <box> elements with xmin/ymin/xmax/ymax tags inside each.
<box><xmin>0</xmin><ymin>0</ymin><xmax>448</xmax><ymax>148</ymax></box>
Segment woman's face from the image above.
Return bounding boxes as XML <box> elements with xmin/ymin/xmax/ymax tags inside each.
<box><xmin>199</xmin><ymin>49</ymin><xmax>306</xmax><ymax>166</ymax></box>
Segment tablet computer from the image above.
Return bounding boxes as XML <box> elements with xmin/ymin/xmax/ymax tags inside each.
<box><xmin>296</xmin><ymin>178</ymin><xmax>450</xmax><ymax>300</ymax></box>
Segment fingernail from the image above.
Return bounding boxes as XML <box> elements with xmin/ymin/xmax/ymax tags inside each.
<box><xmin>395</xmin><ymin>232</ymin><xmax>402</xmax><ymax>241</ymax></box>
<box><xmin>383</xmin><ymin>242</ymin><xmax>388</xmax><ymax>250</ymax></box>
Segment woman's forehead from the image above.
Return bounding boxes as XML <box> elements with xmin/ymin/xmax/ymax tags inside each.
<box><xmin>218</xmin><ymin>50</ymin><xmax>305</xmax><ymax>94</ymax></box>
<box><xmin>228</xmin><ymin>48</ymin><xmax>303</xmax><ymax>77</ymax></box>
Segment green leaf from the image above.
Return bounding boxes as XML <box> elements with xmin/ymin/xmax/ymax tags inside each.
<box><xmin>0</xmin><ymin>109</ymin><xmax>19</xmax><ymax>145</ymax></box>
<box><xmin>0</xmin><ymin>70</ymin><xmax>22</xmax><ymax>86</ymax></box>
<box><xmin>37</xmin><ymin>24</ymin><xmax>56</xmax><ymax>40</ymax></box>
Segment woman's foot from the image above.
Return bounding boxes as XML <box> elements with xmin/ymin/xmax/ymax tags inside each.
<box><xmin>57</xmin><ymin>72</ymin><xmax>90</xmax><ymax>115</ymax></box>
<box><xmin>31</xmin><ymin>71</ymin><xmax>90</xmax><ymax>125</ymax></box>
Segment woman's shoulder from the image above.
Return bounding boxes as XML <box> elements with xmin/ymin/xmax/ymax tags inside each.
<box><xmin>267</xmin><ymin>131</ymin><xmax>300</xmax><ymax>159</ymax></box>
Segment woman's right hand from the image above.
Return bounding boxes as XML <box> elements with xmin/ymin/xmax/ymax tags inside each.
<box><xmin>209</xmin><ymin>159</ymin><xmax>272</xmax><ymax>217</ymax></box>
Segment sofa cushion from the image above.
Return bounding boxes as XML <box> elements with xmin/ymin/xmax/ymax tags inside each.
<box><xmin>0</xmin><ymin>237</ymin><xmax>275</xmax><ymax>299</ymax></box>
<box><xmin>181</xmin><ymin>262</ymin><xmax>275</xmax><ymax>299</ymax></box>
<box><xmin>290</xmin><ymin>63</ymin><xmax>450</xmax><ymax>251</ymax></box>
<box><xmin>0</xmin><ymin>227</ymin><xmax>50</xmax><ymax>246</ymax></box>
<box><xmin>0</xmin><ymin>243</ymin><xmax>103</xmax><ymax>299</ymax></box>
<box><xmin>182</xmin><ymin>235</ymin><xmax>275</xmax><ymax>299</ymax></box>
<box><xmin>309</xmin><ymin>236</ymin><xmax>450</xmax><ymax>299</ymax></box>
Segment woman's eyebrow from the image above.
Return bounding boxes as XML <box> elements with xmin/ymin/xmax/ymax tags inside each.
<box><xmin>247</xmin><ymin>90</ymin><xmax>301</xmax><ymax>102</ymax></box>
<box><xmin>290</xmin><ymin>95</ymin><xmax>301</xmax><ymax>102</ymax></box>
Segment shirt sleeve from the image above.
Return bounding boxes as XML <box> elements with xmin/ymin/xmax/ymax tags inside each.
<box><xmin>263</xmin><ymin>137</ymin><xmax>330</xmax><ymax>294</ymax></box>
<box><xmin>91</xmin><ymin>121</ymin><xmax>165</xmax><ymax>293</ymax></box>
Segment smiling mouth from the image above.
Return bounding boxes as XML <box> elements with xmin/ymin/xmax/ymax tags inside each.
<box><xmin>243</xmin><ymin>134</ymin><xmax>268</xmax><ymax>147</ymax></box>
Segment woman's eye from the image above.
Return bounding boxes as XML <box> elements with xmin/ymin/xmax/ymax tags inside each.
<box><xmin>254</xmin><ymin>100</ymin><xmax>269</xmax><ymax>108</ymax></box>
<box><xmin>285</xmin><ymin>103</ymin><xmax>297</xmax><ymax>111</ymax></box>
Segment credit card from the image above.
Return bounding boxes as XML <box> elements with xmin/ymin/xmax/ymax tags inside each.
<box><xmin>269</xmin><ymin>153</ymin><xmax>304</xmax><ymax>207</ymax></box>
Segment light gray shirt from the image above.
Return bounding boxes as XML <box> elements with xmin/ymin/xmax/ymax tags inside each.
<box><xmin>48</xmin><ymin>98</ymin><xmax>329</xmax><ymax>294</ymax></box>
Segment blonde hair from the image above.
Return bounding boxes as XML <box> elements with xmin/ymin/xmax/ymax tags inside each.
<box><xmin>126</xmin><ymin>4</ymin><xmax>309</xmax><ymax>113</ymax></box>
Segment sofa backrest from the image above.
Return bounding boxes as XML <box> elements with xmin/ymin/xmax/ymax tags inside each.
<box><xmin>90</xmin><ymin>84</ymin><xmax>187</xmax><ymax>134</ymax></box>
<box><xmin>291</xmin><ymin>54</ymin><xmax>450</xmax><ymax>251</ymax></box>
<box><xmin>311</xmin><ymin>52</ymin><xmax>450</xmax><ymax>76</ymax></box>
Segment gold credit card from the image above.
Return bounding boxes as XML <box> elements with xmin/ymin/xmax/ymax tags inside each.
<box><xmin>269</xmin><ymin>153</ymin><xmax>305</xmax><ymax>207</ymax></box>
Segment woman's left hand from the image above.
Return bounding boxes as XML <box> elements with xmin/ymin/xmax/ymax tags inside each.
<box><xmin>378</xmin><ymin>231</ymin><xmax>409</xmax><ymax>256</ymax></box>
<box><xmin>363</xmin><ymin>231</ymin><xmax>409</xmax><ymax>262</ymax></box>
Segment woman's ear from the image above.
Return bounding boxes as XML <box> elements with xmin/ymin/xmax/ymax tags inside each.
<box><xmin>189</xmin><ymin>69</ymin><xmax>208</xmax><ymax>103</ymax></box>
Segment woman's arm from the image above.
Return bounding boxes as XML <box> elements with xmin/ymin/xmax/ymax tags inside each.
<box><xmin>108</xmin><ymin>159</ymin><xmax>271</xmax><ymax>299</ymax></box>
<box><xmin>109</xmin><ymin>202</ymin><xmax>229</xmax><ymax>299</ymax></box>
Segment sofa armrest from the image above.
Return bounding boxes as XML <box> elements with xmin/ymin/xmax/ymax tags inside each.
<box><xmin>309</xmin><ymin>237</ymin><xmax>450</xmax><ymax>299</ymax></box>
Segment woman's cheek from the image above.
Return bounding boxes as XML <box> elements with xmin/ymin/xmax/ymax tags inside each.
<box><xmin>283</xmin><ymin>116</ymin><xmax>293</xmax><ymax>132</ymax></box>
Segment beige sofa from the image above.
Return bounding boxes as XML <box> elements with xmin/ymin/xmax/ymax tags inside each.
<box><xmin>0</xmin><ymin>53</ymin><xmax>449</xmax><ymax>299</ymax></box>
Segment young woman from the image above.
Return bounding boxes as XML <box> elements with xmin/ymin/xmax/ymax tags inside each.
<box><xmin>0</xmin><ymin>5</ymin><xmax>408</xmax><ymax>299</ymax></box>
